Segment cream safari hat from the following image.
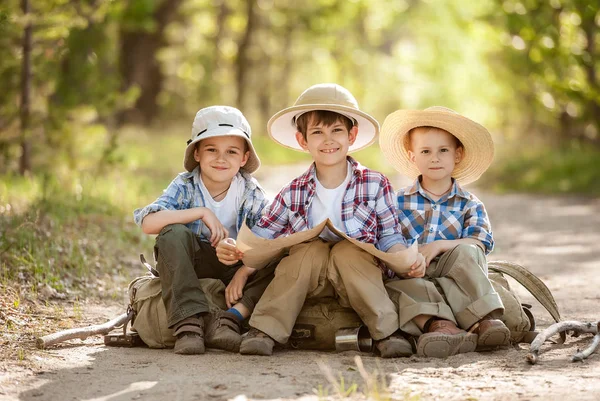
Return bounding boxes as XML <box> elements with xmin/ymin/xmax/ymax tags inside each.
<box><xmin>267</xmin><ymin>83</ymin><xmax>380</xmax><ymax>152</ymax></box>
<box><xmin>183</xmin><ymin>105</ymin><xmax>260</xmax><ymax>173</ymax></box>
<box><xmin>379</xmin><ymin>106</ymin><xmax>494</xmax><ymax>185</ymax></box>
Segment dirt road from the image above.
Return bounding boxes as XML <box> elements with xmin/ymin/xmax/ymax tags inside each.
<box><xmin>2</xmin><ymin>173</ymin><xmax>599</xmax><ymax>401</ymax></box>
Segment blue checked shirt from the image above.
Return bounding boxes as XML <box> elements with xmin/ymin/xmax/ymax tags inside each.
<box><xmin>133</xmin><ymin>167</ymin><xmax>268</xmax><ymax>242</ymax></box>
<box><xmin>252</xmin><ymin>157</ymin><xmax>407</xmax><ymax>253</ymax></box>
<box><xmin>396</xmin><ymin>178</ymin><xmax>494</xmax><ymax>254</ymax></box>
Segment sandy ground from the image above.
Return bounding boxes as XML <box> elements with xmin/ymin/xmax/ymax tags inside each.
<box><xmin>1</xmin><ymin>168</ymin><xmax>600</xmax><ymax>401</ymax></box>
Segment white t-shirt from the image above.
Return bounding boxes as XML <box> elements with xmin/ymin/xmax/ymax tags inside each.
<box><xmin>199</xmin><ymin>174</ymin><xmax>245</xmax><ymax>240</ymax></box>
<box><xmin>310</xmin><ymin>163</ymin><xmax>352</xmax><ymax>242</ymax></box>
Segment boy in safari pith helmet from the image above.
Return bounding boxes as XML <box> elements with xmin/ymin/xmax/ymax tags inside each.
<box><xmin>217</xmin><ymin>84</ymin><xmax>425</xmax><ymax>357</ymax></box>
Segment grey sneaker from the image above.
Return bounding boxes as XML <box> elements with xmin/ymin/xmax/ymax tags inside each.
<box><xmin>204</xmin><ymin>310</ymin><xmax>242</xmax><ymax>352</ymax></box>
<box><xmin>173</xmin><ymin>316</ymin><xmax>205</xmax><ymax>355</ymax></box>
<box><xmin>374</xmin><ymin>332</ymin><xmax>413</xmax><ymax>358</ymax></box>
<box><xmin>239</xmin><ymin>328</ymin><xmax>275</xmax><ymax>356</ymax></box>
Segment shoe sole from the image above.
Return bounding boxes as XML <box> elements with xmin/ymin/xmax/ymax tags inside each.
<box><xmin>205</xmin><ymin>334</ymin><xmax>242</xmax><ymax>353</ymax></box>
<box><xmin>376</xmin><ymin>340</ymin><xmax>413</xmax><ymax>358</ymax></box>
<box><xmin>239</xmin><ymin>338</ymin><xmax>274</xmax><ymax>356</ymax></box>
<box><xmin>174</xmin><ymin>343</ymin><xmax>205</xmax><ymax>355</ymax></box>
<box><xmin>417</xmin><ymin>332</ymin><xmax>477</xmax><ymax>358</ymax></box>
<box><xmin>477</xmin><ymin>325</ymin><xmax>511</xmax><ymax>350</ymax></box>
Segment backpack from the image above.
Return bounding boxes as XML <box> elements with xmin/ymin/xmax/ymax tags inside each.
<box><xmin>128</xmin><ymin>274</ymin><xmax>227</xmax><ymax>348</ymax></box>
<box><xmin>289</xmin><ymin>260</ymin><xmax>562</xmax><ymax>348</ymax></box>
<box><xmin>127</xmin><ymin>258</ymin><xmax>561</xmax><ymax>349</ymax></box>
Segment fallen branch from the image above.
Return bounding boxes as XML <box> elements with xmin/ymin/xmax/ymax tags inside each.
<box><xmin>36</xmin><ymin>311</ymin><xmax>132</xmax><ymax>349</ymax></box>
<box><xmin>527</xmin><ymin>320</ymin><xmax>599</xmax><ymax>365</ymax></box>
<box><xmin>572</xmin><ymin>322</ymin><xmax>600</xmax><ymax>362</ymax></box>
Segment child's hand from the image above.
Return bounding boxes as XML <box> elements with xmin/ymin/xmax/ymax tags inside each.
<box><xmin>419</xmin><ymin>241</ymin><xmax>444</xmax><ymax>267</ymax></box>
<box><xmin>216</xmin><ymin>238</ymin><xmax>244</xmax><ymax>265</ymax></box>
<box><xmin>225</xmin><ymin>265</ymin><xmax>256</xmax><ymax>308</ymax></box>
<box><xmin>401</xmin><ymin>253</ymin><xmax>426</xmax><ymax>279</ymax></box>
<box><xmin>201</xmin><ymin>208</ymin><xmax>229</xmax><ymax>247</ymax></box>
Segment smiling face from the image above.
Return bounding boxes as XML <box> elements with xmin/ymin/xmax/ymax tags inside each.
<box><xmin>407</xmin><ymin>127</ymin><xmax>463</xmax><ymax>185</ymax></box>
<box><xmin>295</xmin><ymin>113</ymin><xmax>358</xmax><ymax>169</ymax></box>
<box><xmin>193</xmin><ymin>135</ymin><xmax>249</xmax><ymax>188</ymax></box>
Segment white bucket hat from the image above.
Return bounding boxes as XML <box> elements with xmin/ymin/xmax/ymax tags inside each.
<box><xmin>379</xmin><ymin>106</ymin><xmax>494</xmax><ymax>185</ymax></box>
<box><xmin>184</xmin><ymin>105</ymin><xmax>261</xmax><ymax>173</ymax></box>
<box><xmin>267</xmin><ymin>83</ymin><xmax>379</xmax><ymax>152</ymax></box>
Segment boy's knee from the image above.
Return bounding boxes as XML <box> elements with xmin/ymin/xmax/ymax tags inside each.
<box><xmin>156</xmin><ymin>224</ymin><xmax>194</xmax><ymax>250</ymax></box>
<box><xmin>453</xmin><ymin>244</ymin><xmax>485</xmax><ymax>263</ymax></box>
<box><xmin>330</xmin><ymin>241</ymin><xmax>370</xmax><ymax>268</ymax></box>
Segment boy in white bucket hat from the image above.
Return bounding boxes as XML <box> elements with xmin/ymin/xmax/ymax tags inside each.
<box><xmin>133</xmin><ymin>106</ymin><xmax>275</xmax><ymax>355</ymax></box>
<box><xmin>217</xmin><ymin>83</ymin><xmax>425</xmax><ymax>357</ymax></box>
<box><xmin>379</xmin><ymin>106</ymin><xmax>510</xmax><ymax>357</ymax></box>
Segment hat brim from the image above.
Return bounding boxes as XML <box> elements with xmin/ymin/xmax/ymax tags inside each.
<box><xmin>379</xmin><ymin>110</ymin><xmax>494</xmax><ymax>185</ymax></box>
<box><xmin>267</xmin><ymin>104</ymin><xmax>380</xmax><ymax>152</ymax></box>
<box><xmin>184</xmin><ymin>126</ymin><xmax>261</xmax><ymax>173</ymax></box>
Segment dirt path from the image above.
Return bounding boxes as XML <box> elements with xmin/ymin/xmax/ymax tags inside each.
<box><xmin>2</xmin><ymin>174</ymin><xmax>600</xmax><ymax>401</ymax></box>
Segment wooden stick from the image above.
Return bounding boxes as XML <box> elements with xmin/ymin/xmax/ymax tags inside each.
<box><xmin>572</xmin><ymin>322</ymin><xmax>600</xmax><ymax>362</ymax></box>
<box><xmin>36</xmin><ymin>312</ymin><xmax>132</xmax><ymax>349</ymax></box>
<box><xmin>527</xmin><ymin>320</ymin><xmax>599</xmax><ymax>364</ymax></box>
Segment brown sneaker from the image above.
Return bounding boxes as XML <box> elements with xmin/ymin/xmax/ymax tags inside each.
<box><xmin>473</xmin><ymin>316</ymin><xmax>510</xmax><ymax>350</ymax></box>
<box><xmin>417</xmin><ymin>319</ymin><xmax>477</xmax><ymax>358</ymax></box>
<box><xmin>374</xmin><ymin>332</ymin><xmax>413</xmax><ymax>358</ymax></box>
<box><xmin>239</xmin><ymin>327</ymin><xmax>275</xmax><ymax>356</ymax></box>
<box><xmin>204</xmin><ymin>310</ymin><xmax>242</xmax><ymax>352</ymax></box>
<box><xmin>173</xmin><ymin>316</ymin><xmax>205</xmax><ymax>355</ymax></box>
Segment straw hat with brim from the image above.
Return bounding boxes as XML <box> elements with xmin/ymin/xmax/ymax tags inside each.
<box><xmin>379</xmin><ymin>106</ymin><xmax>494</xmax><ymax>185</ymax></box>
<box><xmin>267</xmin><ymin>83</ymin><xmax>380</xmax><ymax>152</ymax></box>
<box><xmin>184</xmin><ymin>105</ymin><xmax>261</xmax><ymax>173</ymax></box>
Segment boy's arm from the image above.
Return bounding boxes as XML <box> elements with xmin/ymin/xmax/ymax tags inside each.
<box><xmin>374</xmin><ymin>176</ymin><xmax>408</xmax><ymax>252</ymax></box>
<box><xmin>461</xmin><ymin>197</ymin><xmax>494</xmax><ymax>254</ymax></box>
<box><xmin>251</xmin><ymin>189</ymin><xmax>291</xmax><ymax>239</ymax></box>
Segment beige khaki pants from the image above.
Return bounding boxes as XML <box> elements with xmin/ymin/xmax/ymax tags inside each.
<box><xmin>386</xmin><ymin>244</ymin><xmax>504</xmax><ymax>337</ymax></box>
<box><xmin>249</xmin><ymin>239</ymin><xmax>399</xmax><ymax>343</ymax></box>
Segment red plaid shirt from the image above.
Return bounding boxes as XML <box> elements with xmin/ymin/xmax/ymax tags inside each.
<box><xmin>252</xmin><ymin>157</ymin><xmax>406</xmax><ymax>252</ymax></box>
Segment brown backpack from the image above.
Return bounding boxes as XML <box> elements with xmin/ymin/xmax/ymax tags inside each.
<box><xmin>127</xmin><ymin>259</ymin><xmax>560</xmax><ymax>349</ymax></box>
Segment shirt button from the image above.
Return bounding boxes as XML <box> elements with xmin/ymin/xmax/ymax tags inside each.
<box><xmin>429</xmin><ymin>227</ymin><xmax>434</xmax><ymax>233</ymax></box>
<box><xmin>432</xmin><ymin>205</ymin><xmax>437</xmax><ymax>210</ymax></box>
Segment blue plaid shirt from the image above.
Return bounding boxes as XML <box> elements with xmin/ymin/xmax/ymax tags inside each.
<box><xmin>133</xmin><ymin>167</ymin><xmax>268</xmax><ymax>242</ymax></box>
<box><xmin>252</xmin><ymin>157</ymin><xmax>407</xmax><ymax>252</ymax></box>
<box><xmin>396</xmin><ymin>178</ymin><xmax>494</xmax><ymax>254</ymax></box>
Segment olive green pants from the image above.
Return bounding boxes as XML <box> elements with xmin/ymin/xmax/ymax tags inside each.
<box><xmin>386</xmin><ymin>244</ymin><xmax>504</xmax><ymax>337</ymax></box>
<box><xmin>249</xmin><ymin>239</ymin><xmax>399</xmax><ymax>343</ymax></box>
<box><xmin>154</xmin><ymin>224</ymin><xmax>275</xmax><ymax>328</ymax></box>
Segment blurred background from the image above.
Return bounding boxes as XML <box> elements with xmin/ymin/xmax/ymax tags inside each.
<box><xmin>0</xmin><ymin>0</ymin><xmax>599</xmax><ymax>299</ymax></box>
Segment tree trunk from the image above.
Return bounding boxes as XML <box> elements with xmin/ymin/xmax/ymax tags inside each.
<box><xmin>19</xmin><ymin>0</ymin><xmax>32</xmax><ymax>175</ymax></box>
<box><xmin>199</xmin><ymin>0</ymin><xmax>230</xmax><ymax>103</ymax></box>
<box><xmin>581</xmin><ymin>12</ymin><xmax>600</xmax><ymax>142</ymax></box>
<box><xmin>118</xmin><ymin>0</ymin><xmax>183</xmax><ymax>125</ymax></box>
<box><xmin>235</xmin><ymin>0</ymin><xmax>258</xmax><ymax>110</ymax></box>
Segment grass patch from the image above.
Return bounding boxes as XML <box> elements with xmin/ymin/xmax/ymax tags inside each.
<box><xmin>483</xmin><ymin>145</ymin><xmax>600</xmax><ymax>196</ymax></box>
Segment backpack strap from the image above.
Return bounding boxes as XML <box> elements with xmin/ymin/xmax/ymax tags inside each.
<box><xmin>488</xmin><ymin>260</ymin><xmax>566</xmax><ymax>343</ymax></box>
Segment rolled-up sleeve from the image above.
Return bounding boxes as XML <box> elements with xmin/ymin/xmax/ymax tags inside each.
<box><xmin>375</xmin><ymin>177</ymin><xmax>408</xmax><ymax>252</ymax></box>
<box><xmin>462</xmin><ymin>199</ymin><xmax>494</xmax><ymax>254</ymax></box>
<box><xmin>133</xmin><ymin>177</ymin><xmax>190</xmax><ymax>227</ymax></box>
<box><xmin>251</xmin><ymin>190</ymin><xmax>290</xmax><ymax>239</ymax></box>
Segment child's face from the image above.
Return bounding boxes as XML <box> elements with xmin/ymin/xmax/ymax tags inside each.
<box><xmin>408</xmin><ymin>127</ymin><xmax>463</xmax><ymax>183</ymax></box>
<box><xmin>194</xmin><ymin>135</ymin><xmax>249</xmax><ymax>185</ymax></box>
<box><xmin>295</xmin><ymin>117</ymin><xmax>358</xmax><ymax>169</ymax></box>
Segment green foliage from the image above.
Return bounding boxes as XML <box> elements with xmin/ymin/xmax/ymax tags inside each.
<box><xmin>484</xmin><ymin>145</ymin><xmax>600</xmax><ymax>195</ymax></box>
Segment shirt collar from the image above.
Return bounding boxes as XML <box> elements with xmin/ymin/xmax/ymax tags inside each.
<box><xmin>406</xmin><ymin>176</ymin><xmax>470</xmax><ymax>200</ymax></box>
<box><xmin>301</xmin><ymin>156</ymin><xmax>360</xmax><ymax>184</ymax></box>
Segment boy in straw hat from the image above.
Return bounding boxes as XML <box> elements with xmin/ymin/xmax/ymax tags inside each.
<box><xmin>378</xmin><ymin>106</ymin><xmax>510</xmax><ymax>357</ymax></box>
<box><xmin>217</xmin><ymin>83</ymin><xmax>425</xmax><ymax>357</ymax></box>
<box><xmin>133</xmin><ymin>106</ymin><xmax>275</xmax><ymax>355</ymax></box>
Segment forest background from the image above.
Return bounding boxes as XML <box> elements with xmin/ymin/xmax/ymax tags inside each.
<box><xmin>0</xmin><ymin>0</ymin><xmax>599</xmax><ymax>365</ymax></box>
